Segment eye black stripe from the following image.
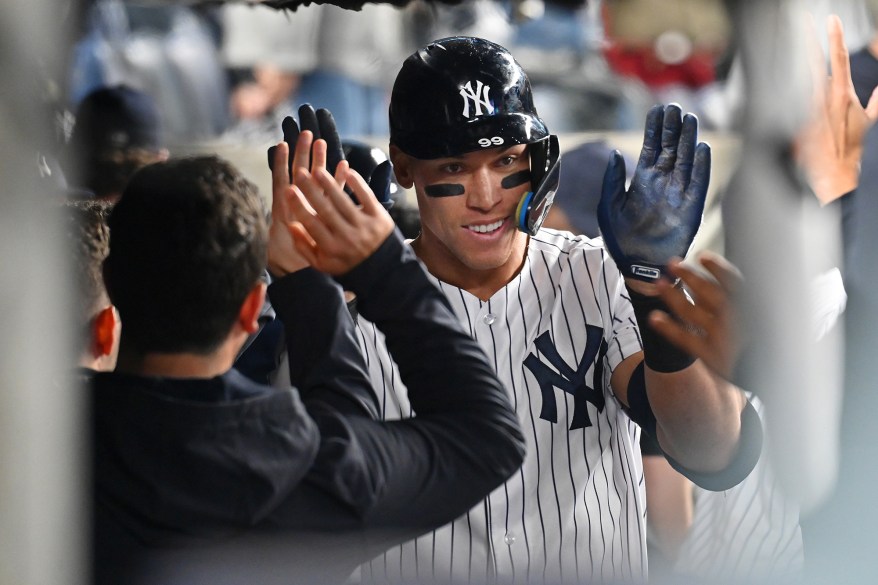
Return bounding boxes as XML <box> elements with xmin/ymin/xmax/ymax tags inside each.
<box><xmin>501</xmin><ymin>170</ymin><xmax>531</xmax><ymax>189</ymax></box>
<box><xmin>424</xmin><ymin>183</ymin><xmax>465</xmax><ymax>197</ymax></box>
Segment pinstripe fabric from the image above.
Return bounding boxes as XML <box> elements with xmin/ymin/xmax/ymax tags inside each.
<box><xmin>672</xmin><ymin>396</ymin><xmax>803</xmax><ymax>582</ymax></box>
<box><xmin>358</xmin><ymin>229</ymin><xmax>646</xmax><ymax>583</ymax></box>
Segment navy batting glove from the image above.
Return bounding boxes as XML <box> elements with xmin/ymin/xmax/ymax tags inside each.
<box><xmin>267</xmin><ymin>104</ymin><xmax>345</xmax><ymax>180</ymax></box>
<box><xmin>597</xmin><ymin>104</ymin><xmax>710</xmax><ymax>282</ymax></box>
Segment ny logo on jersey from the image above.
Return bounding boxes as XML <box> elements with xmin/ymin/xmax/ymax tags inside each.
<box><xmin>459</xmin><ymin>80</ymin><xmax>494</xmax><ymax>118</ymax></box>
<box><xmin>523</xmin><ymin>326</ymin><xmax>608</xmax><ymax>430</ymax></box>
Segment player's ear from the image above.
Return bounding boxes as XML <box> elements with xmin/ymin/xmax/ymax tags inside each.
<box><xmin>389</xmin><ymin>146</ymin><xmax>414</xmax><ymax>189</ymax></box>
<box><xmin>92</xmin><ymin>305</ymin><xmax>118</xmax><ymax>358</ymax></box>
<box><xmin>238</xmin><ymin>282</ymin><xmax>267</xmax><ymax>335</ymax></box>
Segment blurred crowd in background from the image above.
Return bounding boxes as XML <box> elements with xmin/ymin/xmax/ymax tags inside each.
<box><xmin>57</xmin><ymin>0</ymin><xmax>878</xmax><ymax>149</ymax></box>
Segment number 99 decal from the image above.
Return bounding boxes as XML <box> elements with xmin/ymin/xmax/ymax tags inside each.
<box><xmin>478</xmin><ymin>136</ymin><xmax>505</xmax><ymax>148</ymax></box>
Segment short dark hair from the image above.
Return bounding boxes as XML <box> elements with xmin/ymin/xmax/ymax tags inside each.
<box><xmin>64</xmin><ymin>199</ymin><xmax>113</xmax><ymax>330</ymax></box>
<box><xmin>104</xmin><ymin>156</ymin><xmax>267</xmax><ymax>354</ymax></box>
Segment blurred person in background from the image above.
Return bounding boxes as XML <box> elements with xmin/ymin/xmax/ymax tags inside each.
<box><xmin>541</xmin><ymin>139</ymin><xmax>628</xmax><ymax>236</ymax></box>
<box><xmin>601</xmin><ymin>0</ymin><xmax>733</xmax><ymax>130</ymax></box>
<box><xmin>222</xmin><ymin>2</ymin><xmax>407</xmax><ymax>138</ymax></box>
<box><xmin>61</xmin><ymin>84</ymin><xmax>168</xmax><ymax>202</ymax></box>
<box><xmin>507</xmin><ymin>0</ymin><xmax>622</xmax><ymax>131</ymax></box>
<box><xmin>848</xmin><ymin>0</ymin><xmax>878</xmax><ymax>108</ymax></box>
<box><xmin>67</xmin><ymin>0</ymin><xmax>229</xmax><ymax>143</ymax></box>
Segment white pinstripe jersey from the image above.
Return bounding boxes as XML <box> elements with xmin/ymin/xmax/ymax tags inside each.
<box><xmin>357</xmin><ymin>229</ymin><xmax>646</xmax><ymax>584</ymax></box>
<box><xmin>673</xmin><ymin>395</ymin><xmax>803</xmax><ymax>581</ymax></box>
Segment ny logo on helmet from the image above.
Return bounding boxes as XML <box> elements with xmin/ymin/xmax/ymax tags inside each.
<box><xmin>459</xmin><ymin>81</ymin><xmax>494</xmax><ymax>118</ymax></box>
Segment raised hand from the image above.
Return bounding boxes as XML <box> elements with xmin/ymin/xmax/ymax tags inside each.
<box><xmin>796</xmin><ymin>14</ymin><xmax>878</xmax><ymax>204</ymax></box>
<box><xmin>267</xmin><ymin>139</ymin><xmax>315</xmax><ymax>276</ymax></box>
<box><xmin>598</xmin><ymin>104</ymin><xmax>711</xmax><ymax>283</ymax></box>
<box><xmin>285</xmin><ymin>163</ymin><xmax>396</xmax><ymax>276</ymax></box>
<box><xmin>268</xmin><ymin>105</ymin><xmax>355</xmax><ymax>276</ymax></box>
<box><xmin>649</xmin><ymin>252</ymin><xmax>743</xmax><ymax>381</ymax></box>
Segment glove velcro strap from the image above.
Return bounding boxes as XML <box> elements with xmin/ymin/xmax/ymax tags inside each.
<box><xmin>626</xmin><ymin>262</ymin><xmax>664</xmax><ymax>282</ymax></box>
<box><xmin>626</xmin><ymin>286</ymin><xmax>696</xmax><ymax>373</ymax></box>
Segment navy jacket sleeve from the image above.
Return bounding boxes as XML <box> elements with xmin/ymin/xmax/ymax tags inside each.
<box><xmin>268</xmin><ymin>267</ymin><xmax>379</xmax><ymax>419</ymax></box>
<box><xmin>267</xmin><ymin>229</ymin><xmax>526</xmax><ymax>534</ymax></box>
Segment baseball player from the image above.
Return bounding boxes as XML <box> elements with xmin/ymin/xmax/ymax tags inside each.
<box><xmin>341</xmin><ymin>37</ymin><xmax>763</xmax><ymax>584</ymax></box>
<box><xmin>272</xmin><ymin>37</ymin><xmax>763</xmax><ymax>583</ymax></box>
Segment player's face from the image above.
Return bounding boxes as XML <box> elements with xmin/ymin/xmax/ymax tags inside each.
<box><xmin>394</xmin><ymin>144</ymin><xmax>532</xmax><ymax>286</ymax></box>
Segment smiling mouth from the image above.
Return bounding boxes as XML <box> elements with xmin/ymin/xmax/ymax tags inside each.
<box><xmin>466</xmin><ymin>219</ymin><xmax>505</xmax><ymax>234</ymax></box>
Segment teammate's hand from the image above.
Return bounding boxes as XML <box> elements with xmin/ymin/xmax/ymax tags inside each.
<box><xmin>796</xmin><ymin>14</ymin><xmax>878</xmax><ymax>205</ymax></box>
<box><xmin>268</xmin><ymin>104</ymin><xmax>352</xmax><ymax>276</ymax></box>
<box><xmin>285</xmin><ymin>161</ymin><xmax>396</xmax><ymax>276</ymax></box>
<box><xmin>648</xmin><ymin>252</ymin><xmax>743</xmax><ymax>381</ymax></box>
<box><xmin>267</xmin><ymin>140</ymin><xmax>311</xmax><ymax>276</ymax></box>
<box><xmin>597</xmin><ymin>104</ymin><xmax>710</xmax><ymax>285</ymax></box>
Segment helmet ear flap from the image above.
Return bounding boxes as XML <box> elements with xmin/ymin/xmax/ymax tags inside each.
<box><xmin>516</xmin><ymin>135</ymin><xmax>561</xmax><ymax>236</ymax></box>
<box><xmin>529</xmin><ymin>135</ymin><xmax>560</xmax><ymax>194</ymax></box>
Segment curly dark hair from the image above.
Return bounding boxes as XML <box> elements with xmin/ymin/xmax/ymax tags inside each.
<box><xmin>65</xmin><ymin>198</ymin><xmax>113</xmax><ymax>330</ymax></box>
<box><xmin>104</xmin><ymin>156</ymin><xmax>267</xmax><ymax>354</ymax></box>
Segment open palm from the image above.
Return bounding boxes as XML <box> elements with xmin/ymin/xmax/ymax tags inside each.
<box><xmin>598</xmin><ymin>104</ymin><xmax>711</xmax><ymax>281</ymax></box>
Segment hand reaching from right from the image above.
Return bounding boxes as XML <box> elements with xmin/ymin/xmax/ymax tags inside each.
<box><xmin>648</xmin><ymin>252</ymin><xmax>743</xmax><ymax>381</ymax></box>
<box><xmin>796</xmin><ymin>14</ymin><xmax>878</xmax><ymax>204</ymax></box>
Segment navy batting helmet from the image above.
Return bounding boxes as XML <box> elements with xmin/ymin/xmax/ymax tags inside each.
<box><xmin>389</xmin><ymin>37</ymin><xmax>560</xmax><ymax>235</ymax></box>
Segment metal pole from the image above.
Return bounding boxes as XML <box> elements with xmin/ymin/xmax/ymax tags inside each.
<box><xmin>723</xmin><ymin>0</ymin><xmax>844</xmax><ymax>514</ymax></box>
<box><xmin>0</xmin><ymin>1</ymin><xmax>86</xmax><ymax>584</ymax></box>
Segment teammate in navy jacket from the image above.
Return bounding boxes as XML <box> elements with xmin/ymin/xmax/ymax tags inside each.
<box><xmin>90</xmin><ymin>151</ymin><xmax>525</xmax><ymax>584</ymax></box>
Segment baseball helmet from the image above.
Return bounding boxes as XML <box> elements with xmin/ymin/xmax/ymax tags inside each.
<box><xmin>342</xmin><ymin>140</ymin><xmax>399</xmax><ymax>209</ymax></box>
<box><xmin>389</xmin><ymin>36</ymin><xmax>560</xmax><ymax>235</ymax></box>
<box><xmin>343</xmin><ymin>140</ymin><xmax>423</xmax><ymax>239</ymax></box>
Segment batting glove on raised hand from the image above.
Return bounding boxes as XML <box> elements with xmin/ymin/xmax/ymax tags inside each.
<box><xmin>268</xmin><ymin>104</ymin><xmax>343</xmax><ymax>177</ymax></box>
<box><xmin>597</xmin><ymin>104</ymin><xmax>710</xmax><ymax>282</ymax></box>
<box><xmin>268</xmin><ymin>104</ymin><xmax>393</xmax><ymax>208</ymax></box>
